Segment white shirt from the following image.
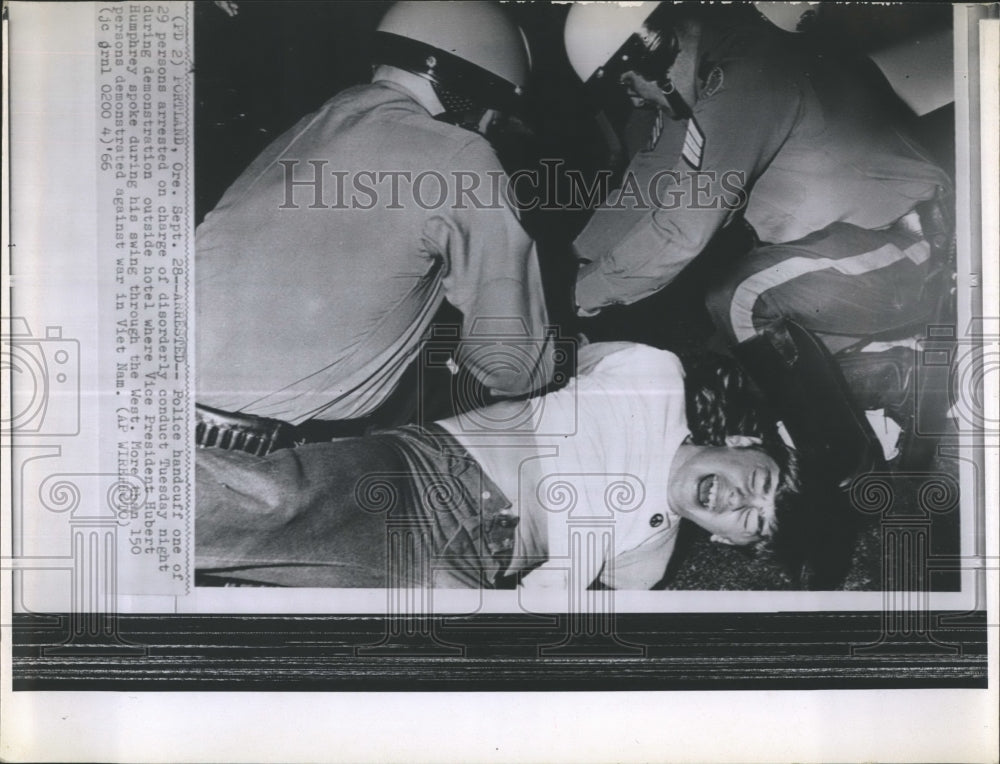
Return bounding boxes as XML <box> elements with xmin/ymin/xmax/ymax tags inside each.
<box><xmin>441</xmin><ymin>342</ymin><xmax>691</xmax><ymax>589</ymax></box>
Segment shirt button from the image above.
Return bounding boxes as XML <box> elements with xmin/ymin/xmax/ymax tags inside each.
<box><xmin>481</xmin><ymin>490</ymin><xmax>491</xmax><ymax>500</ymax></box>
<box><xmin>649</xmin><ymin>514</ymin><xmax>664</xmax><ymax>528</ymax></box>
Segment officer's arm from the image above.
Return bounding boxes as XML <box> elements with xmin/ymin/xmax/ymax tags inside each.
<box><xmin>433</xmin><ymin>143</ymin><xmax>554</xmax><ymax>398</ymax></box>
<box><xmin>575</xmin><ymin>55</ymin><xmax>804</xmax><ymax>315</ymax></box>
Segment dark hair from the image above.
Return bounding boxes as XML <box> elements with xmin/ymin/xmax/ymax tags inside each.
<box><xmin>682</xmin><ymin>352</ymin><xmax>804</xmax><ymax>561</ymax></box>
<box><xmin>683</xmin><ymin>351</ymin><xmax>775</xmax><ymax>447</ymax></box>
<box><xmin>746</xmin><ymin>440</ymin><xmax>801</xmax><ymax>557</ymax></box>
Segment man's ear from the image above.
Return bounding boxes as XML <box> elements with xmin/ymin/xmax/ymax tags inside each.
<box><xmin>724</xmin><ymin>434</ymin><xmax>762</xmax><ymax>448</ymax></box>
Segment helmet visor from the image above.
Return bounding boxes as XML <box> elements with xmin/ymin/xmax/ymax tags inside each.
<box><xmin>587</xmin><ymin>28</ymin><xmax>679</xmax><ymax>100</ymax></box>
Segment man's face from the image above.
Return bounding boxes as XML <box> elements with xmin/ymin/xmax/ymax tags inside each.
<box><xmin>669</xmin><ymin>439</ymin><xmax>779</xmax><ymax>546</ymax></box>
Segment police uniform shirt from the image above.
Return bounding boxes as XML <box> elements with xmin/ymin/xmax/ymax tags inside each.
<box><xmin>196</xmin><ymin>81</ymin><xmax>552</xmax><ymax>423</ymax></box>
<box><xmin>574</xmin><ymin>24</ymin><xmax>949</xmax><ymax>314</ymax></box>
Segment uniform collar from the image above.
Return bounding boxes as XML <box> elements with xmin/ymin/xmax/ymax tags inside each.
<box><xmin>370</xmin><ymin>78</ymin><xmax>438</xmax><ymax>117</ymax></box>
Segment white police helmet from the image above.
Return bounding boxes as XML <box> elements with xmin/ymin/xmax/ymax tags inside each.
<box><xmin>372</xmin><ymin>1</ymin><xmax>531</xmax><ymax>115</ymax></box>
<box><xmin>753</xmin><ymin>2</ymin><xmax>820</xmax><ymax>33</ymax></box>
<box><xmin>563</xmin><ymin>1</ymin><xmax>681</xmax><ymax>89</ymax></box>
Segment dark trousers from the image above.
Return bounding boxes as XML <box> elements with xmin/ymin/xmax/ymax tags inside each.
<box><xmin>706</xmin><ymin>221</ymin><xmax>933</xmax><ymax>354</ymax></box>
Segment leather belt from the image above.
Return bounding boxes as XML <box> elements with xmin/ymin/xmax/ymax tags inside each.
<box><xmin>195</xmin><ymin>404</ymin><xmax>297</xmax><ymax>456</ymax></box>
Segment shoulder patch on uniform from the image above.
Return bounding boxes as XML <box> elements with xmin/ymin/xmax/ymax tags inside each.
<box><xmin>701</xmin><ymin>65</ymin><xmax>724</xmax><ymax>98</ymax></box>
<box><xmin>681</xmin><ymin>118</ymin><xmax>704</xmax><ymax>170</ymax></box>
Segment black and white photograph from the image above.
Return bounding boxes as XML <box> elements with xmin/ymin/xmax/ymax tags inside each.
<box><xmin>2</xmin><ymin>1</ymin><xmax>998</xmax><ymax>762</ymax></box>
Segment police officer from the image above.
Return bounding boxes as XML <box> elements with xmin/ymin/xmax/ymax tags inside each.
<box><xmin>563</xmin><ymin>2</ymin><xmax>952</xmax><ymax>483</ymax></box>
<box><xmin>196</xmin><ymin>2</ymin><xmax>554</xmax><ymax>450</ymax></box>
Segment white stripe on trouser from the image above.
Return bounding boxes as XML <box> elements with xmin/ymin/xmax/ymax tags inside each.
<box><xmin>728</xmin><ymin>239</ymin><xmax>931</xmax><ymax>342</ymax></box>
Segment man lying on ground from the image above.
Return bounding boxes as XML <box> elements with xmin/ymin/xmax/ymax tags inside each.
<box><xmin>196</xmin><ymin>342</ymin><xmax>802</xmax><ymax>590</ymax></box>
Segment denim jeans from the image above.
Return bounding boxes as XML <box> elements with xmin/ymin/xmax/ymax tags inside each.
<box><xmin>196</xmin><ymin>425</ymin><xmax>514</xmax><ymax>587</ymax></box>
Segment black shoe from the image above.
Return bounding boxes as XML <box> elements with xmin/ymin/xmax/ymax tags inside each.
<box><xmin>733</xmin><ymin>320</ymin><xmax>886</xmax><ymax>491</ymax></box>
<box><xmin>837</xmin><ymin>346</ymin><xmax>948</xmax><ymax>472</ymax></box>
<box><xmin>837</xmin><ymin>346</ymin><xmax>914</xmax><ymax>427</ymax></box>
